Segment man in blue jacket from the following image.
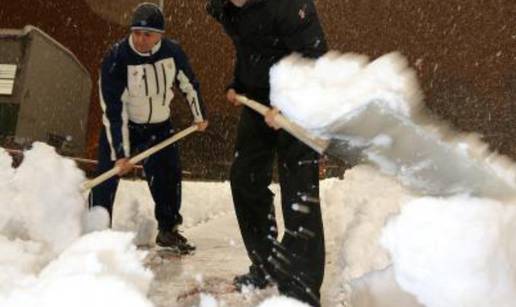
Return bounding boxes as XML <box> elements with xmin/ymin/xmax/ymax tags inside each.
<box><xmin>207</xmin><ymin>0</ymin><xmax>326</xmax><ymax>305</ymax></box>
<box><xmin>89</xmin><ymin>2</ymin><xmax>208</xmax><ymax>254</ymax></box>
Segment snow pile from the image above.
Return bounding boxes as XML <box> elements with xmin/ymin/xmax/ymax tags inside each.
<box><xmin>258</xmin><ymin>296</ymin><xmax>311</xmax><ymax>307</ymax></box>
<box><xmin>346</xmin><ymin>268</ymin><xmax>422</xmax><ymax>307</ymax></box>
<box><xmin>381</xmin><ymin>195</ymin><xmax>516</xmax><ymax>307</ymax></box>
<box><xmin>321</xmin><ymin>165</ymin><xmax>412</xmax><ymax>281</ymax></box>
<box><xmin>199</xmin><ymin>294</ymin><xmax>219</xmax><ymax>307</ymax></box>
<box><xmin>320</xmin><ymin>165</ymin><xmax>421</xmax><ymax>306</ymax></box>
<box><xmin>0</xmin><ymin>148</ymin><xmax>17</xmax><ymax>234</ymax></box>
<box><xmin>83</xmin><ymin>205</ymin><xmax>111</xmax><ymax>233</ymax></box>
<box><xmin>0</xmin><ymin>236</ymin><xmax>48</xmax><ymax>297</ymax></box>
<box><xmin>0</xmin><ymin>144</ymin><xmax>153</xmax><ymax>307</ymax></box>
<box><xmin>322</xmin><ymin>167</ymin><xmax>516</xmax><ymax>307</ymax></box>
<box><xmin>1</xmin><ymin>231</ymin><xmax>153</xmax><ymax>307</ymax></box>
<box><xmin>0</xmin><ymin>143</ymin><xmax>85</xmax><ymax>254</ymax></box>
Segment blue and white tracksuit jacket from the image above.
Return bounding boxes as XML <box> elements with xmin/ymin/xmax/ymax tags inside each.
<box><xmin>89</xmin><ymin>35</ymin><xmax>206</xmax><ymax>230</ymax></box>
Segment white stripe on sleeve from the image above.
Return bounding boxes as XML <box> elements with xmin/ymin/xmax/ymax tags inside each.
<box><xmin>177</xmin><ymin>70</ymin><xmax>203</xmax><ymax>122</ymax></box>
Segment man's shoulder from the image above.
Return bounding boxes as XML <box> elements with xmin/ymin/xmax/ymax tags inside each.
<box><xmin>104</xmin><ymin>37</ymin><xmax>130</xmax><ymax>61</ymax></box>
<box><xmin>161</xmin><ymin>38</ymin><xmax>182</xmax><ymax>53</ymax></box>
<box><xmin>160</xmin><ymin>38</ymin><xmax>190</xmax><ymax>60</ymax></box>
<box><xmin>271</xmin><ymin>0</ymin><xmax>314</xmax><ymax>11</ymax></box>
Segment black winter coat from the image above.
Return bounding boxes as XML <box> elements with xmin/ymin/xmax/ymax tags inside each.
<box><xmin>207</xmin><ymin>0</ymin><xmax>327</xmax><ymax>102</ymax></box>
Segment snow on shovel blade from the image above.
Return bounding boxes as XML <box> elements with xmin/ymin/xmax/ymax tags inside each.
<box><xmin>319</xmin><ymin>102</ymin><xmax>516</xmax><ymax>200</ymax></box>
<box><xmin>266</xmin><ymin>51</ymin><xmax>516</xmax><ymax>202</ymax></box>
<box><xmin>237</xmin><ymin>94</ymin><xmax>516</xmax><ymax>201</ymax></box>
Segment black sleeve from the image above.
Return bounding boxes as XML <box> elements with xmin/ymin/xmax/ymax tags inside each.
<box><xmin>99</xmin><ymin>45</ymin><xmax>130</xmax><ymax>159</ymax></box>
<box><xmin>206</xmin><ymin>0</ymin><xmax>227</xmax><ymax>22</ymax></box>
<box><xmin>277</xmin><ymin>0</ymin><xmax>328</xmax><ymax>58</ymax></box>
<box><xmin>226</xmin><ymin>57</ymin><xmax>245</xmax><ymax>94</ymax></box>
<box><xmin>206</xmin><ymin>0</ymin><xmax>243</xmax><ymax>94</ymax></box>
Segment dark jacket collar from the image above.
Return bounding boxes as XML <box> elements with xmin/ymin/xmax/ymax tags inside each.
<box><xmin>230</xmin><ymin>0</ymin><xmax>265</xmax><ymax>10</ymax></box>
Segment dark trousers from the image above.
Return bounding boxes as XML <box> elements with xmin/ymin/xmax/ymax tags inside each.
<box><xmin>230</xmin><ymin>107</ymin><xmax>325</xmax><ymax>306</ymax></box>
<box><xmin>89</xmin><ymin>120</ymin><xmax>182</xmax><ymax>230</ymax></box>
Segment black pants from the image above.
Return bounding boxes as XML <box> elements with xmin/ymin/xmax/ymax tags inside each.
<box><xmin>89</xmin><ymin>120</ymin><xmax>182</xmax><ymax>230</ymax></box>
<box><xmin>230</xmin><ymin>107</ymin><xmax>325</xmax><ymax>306</ymax></box>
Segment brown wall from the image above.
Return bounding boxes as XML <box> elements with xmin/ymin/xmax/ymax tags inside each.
<box><xmin>1</xmin><ymin>0</ymin><xmax>515</xmax><ymax>179</ymax></box>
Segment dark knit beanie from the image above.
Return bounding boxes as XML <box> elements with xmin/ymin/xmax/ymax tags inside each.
<box><xmin>131</xmin><ymin>2</ymin><xmax>165</xmax><ymax>33</ymax></box>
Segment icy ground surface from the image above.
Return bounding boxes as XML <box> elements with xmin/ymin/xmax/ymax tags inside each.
<box><xmin>110</xmin><ymin>165</ymin><xmax>422</xmax><ymax>307</ymax></box>
<box><xmin>113</xmin><ymin>178</ymin><xmax>340</xmax><ymax>307</ymax></box>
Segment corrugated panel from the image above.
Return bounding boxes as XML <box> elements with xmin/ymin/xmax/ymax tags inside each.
<box><xmin>0</xmin><ymin>64</ymin><xmax>17</xmax><ymax>95</ymax></box>
<box><xmin>0</xmin><ymin>64</ymin><xmax>16</xmax><ymax>79</ymax></box>
<box><xmin>0</xmin><ymin>80</ymin><xmax>15</xmax><ymax>95</ymax></box>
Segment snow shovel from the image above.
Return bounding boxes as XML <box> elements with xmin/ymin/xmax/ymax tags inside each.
<box><xmin>81</xmin><ymin>125</ymin><xmax>198</xmax><ymax>191</ymax></box>
<box><xmin>235</xmin><ymin>94</ymin><xmax>364</xmax><ymax>164</ymax></box>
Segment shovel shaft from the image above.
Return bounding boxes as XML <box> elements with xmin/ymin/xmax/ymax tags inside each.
<box><xmin>235</xmin><ymin>95</ymin><xmax>329</xmax><ymax>154</ymax></box>
<box><xmin>81</xmin><ymin>125</ymin><xmax>198</xmax><ymax>191</ymax></box>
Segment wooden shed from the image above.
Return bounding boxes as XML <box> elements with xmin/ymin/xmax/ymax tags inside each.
<box><xmin>0</xmin><ymin>25</ymin><xmax>91</xmax><ymax>155</ymax></box>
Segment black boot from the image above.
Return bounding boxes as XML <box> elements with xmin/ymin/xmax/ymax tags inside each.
<box><xmin>233</xmin><ymin>265</ymin><xmax>273</xmax><ymax>291</ymax></box>
<box><xmin>156</xmin><ymin>228</ymin><xmax>196</xmax><ymax>254</ymax></box>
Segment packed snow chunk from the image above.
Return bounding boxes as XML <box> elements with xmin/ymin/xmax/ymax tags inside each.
<box><xmin>1</xmin><ymin>143</ymin><xmax>87</xmax><ymax>254</ymax></box>
<box><xmin>0</xmin><ymin>147</ymin><xmax>14</xmax><ymax>181</ymax></box>
<box><xmin>199</xmin><ymin>293</ymin><xmax>218</xmax><ymax>307</ymax></box>
<box><xmin>4</xmin><ymin>275</ymin><xmax>153</xmax><ymax>307</ymax></box>
<box><xmin>381</xmin><ymin>195</ymin><xmax>516</xmax><ymax>307</ymax></box>
<box><xmin>349</xmin><ymin>267</ymin><xmax>422</xmax><ymax>307</ymax></box>
<box><xmin>0</xmin><ymin>148</ymin><xmax>17</xmax><ymax>233</ymax></box>
<box><xmin>0</xmin><ymin>236</ymin><xmax>48</xmax><ymax>296</ymax></box>
<box><xmin>258</xmin><ymin>296</ymin><xmax>311</xmax><ymax>307</ymax></box>
<box><xmin>322</xmin><ymin>165</ymin><xmax>413</xmax><ymax>281</ymax></box>
<box><xmin>1</xmin><ymin>231</ymin><xmax>153</xmax><ymax>307</ymax></box>
<box><xmin>270</xmin><ymin>51</ymin><xmax>422</xmax><ymax>130</ymax></box>
<box><xmin>82</xmin><ymin>206</ymin><xmax>111</xmax><ymax>233</ymax></box>
<box><xmin>41</xmin><ymin>231</ymin><xmax>152</xmax><ymax>293</ymax></box>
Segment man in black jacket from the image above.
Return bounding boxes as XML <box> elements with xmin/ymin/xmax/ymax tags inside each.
<box><xmin>207</xmin><ymin>0</ymin><xmax>327</xmax><ymax>305</ymax></box>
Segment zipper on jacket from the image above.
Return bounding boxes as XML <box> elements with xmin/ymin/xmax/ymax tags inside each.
<box><xmin>161</xmin><ymin>63</ymin><xmax>167</xmax><ymax>106</ymax></box>
<box><xmin>147</xmin><ymin>97</ymin><xmax>153</xmax><ymax>123</ymax></box>
<box><xmin>143</xmin><ymin>67</ymin><xmax>149</xmax><ymax>96</ymax></box>
<box><xmin>152</xmin><ymin>63</ymin><xmax>160</xmax><ymax>95</ymax></box>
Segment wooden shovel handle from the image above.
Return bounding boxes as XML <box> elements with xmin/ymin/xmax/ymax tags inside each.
<box><xmin>82</xmin><ymin>125</ymin><xmax>198</xmax><ymax>191</ymax></box>
<box><xmin>235</xmin><ymin>95</ymin><xmax>329</xmax><ymax>154</ymax></box>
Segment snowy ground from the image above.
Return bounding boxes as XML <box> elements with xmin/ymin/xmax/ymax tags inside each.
<box><xmin>2</xmin><ymin>144</ymin><xmax>516</xmax><ymax>307</ymax></box>
<box><xmin>0</xmin><ymin>142</ymin><xmax>415</xmax><ymax>307</ymax></box>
